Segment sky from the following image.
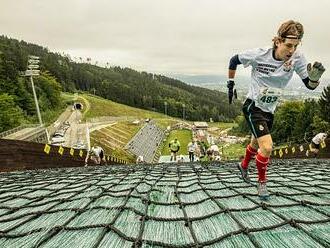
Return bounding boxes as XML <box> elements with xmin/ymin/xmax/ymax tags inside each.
<box><xmin>0</xmin><ymin>0</ymin><xmax>330</xmax><ymax>78</ymax></box>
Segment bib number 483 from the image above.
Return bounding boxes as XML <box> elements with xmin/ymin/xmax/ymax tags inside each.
<box><xmin>260</xmin><ymin>96</ymin><xmax>278</xmax><ymax>103</ymax></box>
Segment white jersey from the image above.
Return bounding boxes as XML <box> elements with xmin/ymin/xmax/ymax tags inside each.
<box><xmin>312</xmin><ymin>133</ymin><xmax>327</xmax><ymax>144</ymax></box>
<box><xmin>187</xmin><ymin>142</ymin><xmax>197</xmax><ymax>152</ymax></box>
<box><xmin>238</xmin><ymin>47</ymin><xmax>308</xmax><ymax>113</ymax></box>
<box><xmin>91</xmin><ymin>146</ymin><xmax>103</xmax><ymax>157</ymax></box>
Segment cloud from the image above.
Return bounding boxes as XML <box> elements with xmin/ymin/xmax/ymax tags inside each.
<box><xmin>0</xmin><ymin>0</ymin><xmax>329</xmax><ymax>77</ymax></box>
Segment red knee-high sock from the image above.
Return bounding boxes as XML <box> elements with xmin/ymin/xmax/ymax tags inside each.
<box><xmin>241</xmin><ymin>144</ymin><xmax>258</xmax><ymax>169</ymax></box>
<box><xmin>256</xmin><ymin>153</ymin><xmax>269</xmax><ymax>182</ymax></box>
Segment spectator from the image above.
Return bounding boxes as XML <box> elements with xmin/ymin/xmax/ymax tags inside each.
<box><xmin>86</xmin><ymin>145</ymin><xmax>105</xmax><ymax>165</ymax></box>
<box><xmin>210</xmin><ymin>143</ymin><xmax>220</xmax><ymax>161</ymax></box>
<box><xmin>187</xmin><ymin>139</ymin><xmax>198</xmax><ymax>162</ymax></box>
<box><xmin>169</xmin><ymin>138</ymin><xmax>180</xmax><ymax>161</ymax></box>
<box><xmin>307</xmin><ymin>132</ymin><xmax>327</xmax><ymax>157</ymax></box>
<box><xmin>136</xmin><ymin>155</ymin><xmax>144</xmax><ymax>163</ymax></box>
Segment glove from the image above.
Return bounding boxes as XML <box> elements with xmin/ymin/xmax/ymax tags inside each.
<box><xmin>234</xmin><ymin>89</ymin><xmax>237</xmax><ymax>99</ymax></box>
<box><xmin>307</xmin><ymin>62</ymin><xmax>325</xmax><ymax>82</ymax></box>
<box><xmin>227</xmin><ymin>80</ymin><xmax>235</xmax><ymax>104</ymax></box>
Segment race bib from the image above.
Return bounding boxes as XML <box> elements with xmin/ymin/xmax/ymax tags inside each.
<box><xmin>256</xmin><ymin>87</ymin><xmax>282</xmax><ymax>108</ymax></box>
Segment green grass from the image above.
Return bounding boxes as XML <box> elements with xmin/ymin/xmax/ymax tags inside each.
<box><xmin>82</xmin><ymin>94</ymin><xmax>168</xmax><ymax>120</ymax></box>
<box><xmin>154</xmin><ymin>118</ymin><xmax>181</xmax><ymax>129</ymax></box>
<box><xmin>90</xmin><ymin>121</ymin><xmax>141</xmax><ymax>163</ymax></box>
<box><xmin>218</xmin><ymin>143</ymin><xmax>245</xmax><ymax>160</ymax></box>
<box><xmin>161</xmin><ymin>129</ymin><xmax>193</xmax><ymax>155</ymax></box>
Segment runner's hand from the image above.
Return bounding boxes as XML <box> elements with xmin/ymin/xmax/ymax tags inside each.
<box><xmin>227</xmin><ymin>80</ymin><xmax>235</xmax><ymax>104</ymax></box>
<box><xmin>307</xmin><ymin>62</ymin><xmax>325</xmax><ymax>82</ymax></box>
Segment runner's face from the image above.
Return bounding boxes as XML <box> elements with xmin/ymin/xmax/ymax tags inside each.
<box><xmin>275</xmin><ymin>39</ymin><xmax>300</xmax><ymax>61</ymax></box>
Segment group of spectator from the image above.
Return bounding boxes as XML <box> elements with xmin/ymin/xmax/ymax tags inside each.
<box><xmin>168</xmin><ymin>137</ymin><xmax>221</xmax><ymax>163</ymax></box>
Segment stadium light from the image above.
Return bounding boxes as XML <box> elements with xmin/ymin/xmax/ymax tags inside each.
<box><xmin>25</xmin><ymin>55</ymin><xmax>43</xmax><ymax>126</ymax></box>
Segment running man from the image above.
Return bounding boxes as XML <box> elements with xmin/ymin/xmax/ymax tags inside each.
<box><xmin>169</xmin><ymin>138</ymin><xmax>180</xmax><ymax>161</ymax></box>
<box><xmin>227</xmin><ymin>20</ymin><xmax>325</xmax><ymax>200</ymax></box>
<box><xmin>307</xmin><ymin>132</ymin><xmax>327</xmax><ymax>157</ymax></box>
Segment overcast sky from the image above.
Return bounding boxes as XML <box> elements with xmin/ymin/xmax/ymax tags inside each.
<box><xmin>0</xmin><ymin>0</ymin><xmax>329</xmax><ymax>78</ymax></box>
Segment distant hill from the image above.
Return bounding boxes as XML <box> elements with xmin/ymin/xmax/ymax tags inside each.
<box><xmin>0</xmin><ymin>35</ymin><xmax>242</xmax><ymax>127</ymax></box>
<box><xmin>168</xmin><ymin>73</ymin><xmax>328</xmax><ymax>98</ymax></box>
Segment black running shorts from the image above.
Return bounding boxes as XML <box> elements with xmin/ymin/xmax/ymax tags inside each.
<box><xmin>242</xmin><ymin>99</ymin><xmax>274</xmax><ymax>138</ymax></box>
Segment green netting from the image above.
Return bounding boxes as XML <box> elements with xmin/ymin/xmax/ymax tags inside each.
<box><xmin>89</xmin><ymin>195</ymin><xmax>126</xmax><ymax>208</ymax></box>
<box><xmin>205</xmin><ymin>234</ymin><xmax>255</xmax><ymax>248</ymax></box>
<box><xmin>192</xmin><ymin>213</ymin><xmax>240</xmax><ymax>242</ymax></box>
<box><xmin>179</xmin><ymin>190</ymin><xmax>209</xmax><ymax>203</ymax></box>
<box><xmin>233</xmin><ymin>209</ymin><xmax>284</xmax><ymax>229</ymax></box>
<box><xmin>252</xmin><ymin>226</ymin><xmax>325</xmax><ymax>248</ymax></box>
<box><xmin>219</xmin><ymin>196</ymin><xmax>257</xmax><ymax>209</ymax></box>
<box><xmin>113</xmin><ymin>210</ymin><xmax>141</xmax><ymax>238</ymax></box>
<box><xmin>0</xmin><ymin>159</ymin><xmax>329</xmax><ymax>247</ymax></box>
<box><xmin>98</xmin><ymin>231</ymin><xmax>133</xmax><ymax>248</ymax></box>
<box><xmin>272</xmin><ymin>206</ymin><xmax>328</xmax><ymax>222</ymax></box>
<box><xmin>185</xmin><ymin>200</ymin><xmax>220</xmax><ymax>218</ymax></box>
<box><xmin>41</xmin><ymin>229</ymin><xmax>104</xmax><ymax>248</ymax></box>
<box><xmin>148</xmin><ymin>204</ymin><xmax>184</xmax><ymax>219</ymax></box>
<box><xmin>67</xmin><ymin>209</ymin><xmax>118</xmax><ymax>227</ymax></box>
<box><xmin>301</xmin><ymin>223</ymin><xmax>330</xmax><ymax>247</ymax></box>
<box><xmin>13</xmin><ymin>211</ymin><xmax>76</xmax><ymax>234</ymax></box>
<box><xmin>143</xmin><ymin>220</ymin><xmax>194</xmax><ymax>245</ymax></box>
<box><xmin>52</xmin><ymin>198</ymin><xmax>91</xmax><ymax>210</ymax></box>
<box><xmin>0</xmin><ymin>231</ymin><xmax>48</xmax><ymax>248</ymax></box>
<box><xmin>0</xmin><ymin>216</ymin><xmax>30</xmax><ymax>231</ymax></box>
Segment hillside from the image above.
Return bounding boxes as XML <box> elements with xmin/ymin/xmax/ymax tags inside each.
<box><xmin>0</xmin><ymin>35</ymin><xmax>241</xmax><ymax>134</ymax></box>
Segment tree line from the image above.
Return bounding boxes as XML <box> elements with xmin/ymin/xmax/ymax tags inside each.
<box><xmin>0</xmin><ymin>35</ymin><xmax>241</xmax><ymax>133</ymax></box>
<box><xmin>232</xmin><ymin>86</ymin><xmax>330</xmax><ymax>145</ymax></box>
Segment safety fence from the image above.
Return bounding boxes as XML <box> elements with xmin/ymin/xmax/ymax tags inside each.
<box><xmin>0</xmin><ymin>160</ymin><xmax>329</xmax><ymax>247</ymax></box>
<box><xmin>272</xmin><ymin>138</ymin><xmax>330</xmax><ymax>159</ymax></box>
<box><xmin>0</xmin><ymin>139</ymin><xmax>127</xmax><ymax>172</ymax></box>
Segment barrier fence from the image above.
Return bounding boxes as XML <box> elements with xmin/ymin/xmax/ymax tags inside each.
<box><xmin>272</xmin><ymin>138</ymin><xmax>329</xmax><ymax>159</ymax></box>
<box><xmin>0</xmin><ymin>139</ymin><xmax>127</xmax><ymax>172</ymax></box>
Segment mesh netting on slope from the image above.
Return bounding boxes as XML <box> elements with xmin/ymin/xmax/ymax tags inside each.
<box><xmin>0</xmin><ymin>159</ymin><xmax>329</xmax><ymax>248</ymax></box>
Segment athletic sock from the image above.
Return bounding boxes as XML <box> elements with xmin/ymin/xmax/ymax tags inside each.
<box><xmin>256</xmin><ymin>153</ymin><xmax>270</xmax><ymax>182</ymax></box>
<box><xmin>241</xmin><ymin>144</ymin><xmax>258</xmax><ymax>169</ymax></box>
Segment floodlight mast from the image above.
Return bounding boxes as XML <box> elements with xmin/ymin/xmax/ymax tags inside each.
<box><xmin>25</xmin><ymin>55</ymin><xmax>43</xmax><ymax>126</ymax></box>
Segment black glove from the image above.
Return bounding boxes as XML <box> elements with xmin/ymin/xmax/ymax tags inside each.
<box><xmin>227</xmin><ymin>80</ymin><xmax>235</xmax><ymax>104</ymax></box>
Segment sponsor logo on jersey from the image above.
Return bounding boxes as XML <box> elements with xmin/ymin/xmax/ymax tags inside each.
<box><xmin>283</xmin><ymin>60</ymin><xmax>294</xmax><ymax>72</ymax></box>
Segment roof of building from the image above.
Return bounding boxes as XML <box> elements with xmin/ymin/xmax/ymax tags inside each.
<box><xmin>0</xmin><ymin>159</ymin><xmax>329</xmax><ymax>247</ymax></box>
<box><xmin>193</xmin><ymin>122</ymin><xmax>208</xmax><ymax>128</ymax></box>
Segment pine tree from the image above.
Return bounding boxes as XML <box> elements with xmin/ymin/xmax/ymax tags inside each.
<box><xmin>318</xmin><ymin>85</ymin><xmax>330</xmax><ymax>122</ymax></box>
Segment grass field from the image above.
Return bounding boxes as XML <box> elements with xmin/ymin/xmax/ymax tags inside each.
<box><xmin>161</xmin><ymin>129</ymin><xmax>193</xmax><ymax>155</ymax></box>
<box><xmin>218</xmin><ymin>142</ymin><xmax>245</xmax><ymax>160</ymax></box>
<box><xmin>90</xmin><ymin>121</ymin><xmax>141</xmax><ymax>163</ymax></box>
<box><xmin>82</xmin><ymin>94</ymin><xmax>167</xmax><ymax>120</ymax></box>
<box><xmin>60</xmin><ymin>92</ymin><xmax>246</xmax><ymax>162</ymax></box>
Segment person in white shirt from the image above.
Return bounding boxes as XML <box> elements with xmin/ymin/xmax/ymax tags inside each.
<box><xmin>136</xmin><ymin>155</ymin><xmax>144</xmax><ymax>164</ymax></box>
<box><xmin>210</xmin><ymin>144</ymin><xmax>220</xmax><ymax>158</ymax></box>
<box><xmin>86</xmin><ymin>145</ymin><xmax>105</xmax><ymax>165</ymax></box>
<box><xmin>228</xmin><ymin>20</ymin><xmax>326</xmax><ymax>200</ymax></box>
<box><xmin>307</xmin><ymin>132</ymin><xmax>327</xmax><ymax>157</ymax></box>
<box><xmin>187</xmin><ymin>139</ymin><xmax>198</xmax><ymax>162</ymax></box>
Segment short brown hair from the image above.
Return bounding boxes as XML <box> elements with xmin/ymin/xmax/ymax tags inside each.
<box><xmin>272</xmin><ymin>20</ymin><xmax>304</xmax><ymax>49</ymax></box>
